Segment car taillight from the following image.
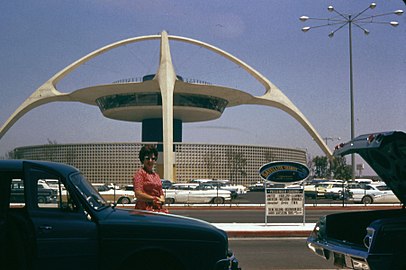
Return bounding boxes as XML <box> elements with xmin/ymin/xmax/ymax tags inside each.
<box><xmin>363</xmin><ymin>227</ymin><xmax>375</xmax><ymax>250</ymax></box>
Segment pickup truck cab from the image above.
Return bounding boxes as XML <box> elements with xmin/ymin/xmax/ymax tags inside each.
<box><xmin>0</xmin><ymin>160</ymin><xmax>240</xmax><ymax>270</ymax></box>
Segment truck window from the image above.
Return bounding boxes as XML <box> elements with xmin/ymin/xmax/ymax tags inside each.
<box><xmin>37</xmin><ymin>178</ymin><xmax>59</xmax><ymax>208</ymax></box>
<box><xmin>10</xmin><ymin>179</ymin><xmax>25</xmax><ymax>208</ymax></box>
<box><xmin>37</xmin><ymin>178</ymin><xmax>78</xmax><ymax>212</ymax></box>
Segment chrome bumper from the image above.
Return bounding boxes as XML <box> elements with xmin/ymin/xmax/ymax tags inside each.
<box><xmin>307</xmin><ymin>241</ymin><xmax>370</xmax><ymax>270</ymax></box>
<box><xmin>215</xmin><ymin>249</ymin><xmax>241</xmax><ymax>270</ymax></box>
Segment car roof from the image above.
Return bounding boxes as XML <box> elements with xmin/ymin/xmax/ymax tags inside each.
<box><xmin>334</xmin><ymin>131</ymin><xmax>406</xmax><ymax>204</ymax></box>
<box><xmin>0</xmin><ymin>159</ymin><xmax>23</xmax><ymax>171</ymax></box>
<box><xmin>0</xmin><ymin>159</ymin><xmax>79</xmax><ymax>177</ymax></box>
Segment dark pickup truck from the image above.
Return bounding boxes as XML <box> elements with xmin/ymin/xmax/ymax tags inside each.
<box><xmin>0</xmin><ymin>160</ymin><xmax>240</xmax><ymax>270</ymax></box>
<box><xmin>307</xmin><ymin>131</ymin><xmax>406</xmax><ymax>269</ymax></box>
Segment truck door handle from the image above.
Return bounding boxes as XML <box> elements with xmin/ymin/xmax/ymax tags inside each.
<box><xmin>39</xmin><ymin>225</ymin><xmax>53</xmax><ymax>230</ymax></box>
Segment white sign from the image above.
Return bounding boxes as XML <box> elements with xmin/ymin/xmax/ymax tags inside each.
<box><xmin>265</xmin><ymin>188</ymin><xmax>304</xmax><ymax>216</ymax></box>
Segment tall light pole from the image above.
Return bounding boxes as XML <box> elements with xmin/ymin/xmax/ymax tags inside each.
<box><xmin>300</xmin><ymin>3</ymin><xmax>403</xmax><ymax>180</ymax></box>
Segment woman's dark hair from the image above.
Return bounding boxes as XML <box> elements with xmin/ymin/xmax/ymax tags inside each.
<box><xmin>139</xmin><ymin>145</ymin><xmax>158</xmax><ymax>163</ymax></box>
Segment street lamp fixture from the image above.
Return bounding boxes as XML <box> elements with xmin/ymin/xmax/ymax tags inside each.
<box><xmin>323</xmin><ymin>137</ymin><xmax>341</xmax><ymax>146</ymax></box>
<box><xmin>300</xmin><ymin>3</ymin><xmax>403</xmax><ymax>181</ymax></box>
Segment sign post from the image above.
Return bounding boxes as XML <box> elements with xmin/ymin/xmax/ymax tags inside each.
<box><xmin>259</xmin><ymin>161</ymin><xmax>310</xmax><ymax>225</ymax></box>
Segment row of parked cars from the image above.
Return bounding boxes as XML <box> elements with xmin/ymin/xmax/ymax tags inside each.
<box><xmin>90</xmin><ymin>175</ymin><xmax>400</xmax><ymax>205</ymax></box>
<box><xmin>91</xmin><ymin>179</ymin><xmax>248</xmax><ymax>205</ymax></box>
<box><xmin>303</xmin><ymin>178</ymin><xmax>400</xmax><ymax>204</ymax></box>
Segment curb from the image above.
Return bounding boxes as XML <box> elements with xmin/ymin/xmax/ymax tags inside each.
<box><xmin>225</xmin><ymin>230</ymin><xmax>312</xmax><ymax>238</ymax></box>
<box><xmin>212</xmin><ymin>223</ymin><xmax>316</xmax><ymax>238</ymax></box>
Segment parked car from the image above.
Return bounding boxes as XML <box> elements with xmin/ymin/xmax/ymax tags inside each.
<box><xmin>248</xmin><ymin>181</ymin><xmax>281</xmax><ymax>192</ymax></box>
<box><xmin>0</xmin><ymin>160</ymin><xmax>240</xmax><ymax>270</ymax></box>
<box><xmin>305</xmin><ymin>179</ymin><xmax>328</xmax><ymax>185</ymax></box>
<box><xmin>106</xmin><ymin>182</ymin><xmax>120</xmax><ymax>190</ymax></box>
<box><xmin>219</xmin><ymin>182</ymin><xmax>247</xmax><ymax>195</ymax></box>
<box><xmin>165</xmin><ymin>183</ymin><xmax>232</xmax><ymax>204</ymax></box>
<box><xmin>161</xmin><ymin>179</ymin><xmax>173</xmax><ymax>189</ymax></box>
<box><xmin>92</xmin><ymin>183</ymin><xmax>135</xmax><ymax>204</ymax></box>
<box><xmin>348</xmin><ymin>182</ymin><xmax>400</xmax><ymax>204</ymax></box>
<box><xmin>354</xmin><ymin>178</ymin><xmax>374</xmax><ymax>185</ymax></box>
<box><xmin>204</xmin><ymin>180</ymin><xmax>247</xmax><ymax>196</ymax></box>
<box><xmin>192</xmin><ymin>179</ymin><xmax>247</xmax><ymax>195</ymax></box>
<box><xmin>304</xmin><ymin>181</ymin><xmax>344</xmax><ymax>198</ymax></box>
<box><xmin>319</xmin><ymin>181</ymin><xmax>347</xmax><ymax>200</ymax></box>
<box><xmin>43</xmin><ymin>179</ymin><xmax>61</xmax><ymax>190</ymax></box>
<box><xmin>324</xmin><ymin>183</ymin><xmax>353</xmax><ymax>200</ymax></box>
<box><xmin>307</xmin><ymin>131</ymin><xmax>406</xmax><ymax>269</ymax></box>
<box><xmin>200</xmin><ymin>182</ymin><xmax>238</xmax><ymax>199</ymax></box>
<box><xmin>171</xmin><ymin>183</ymin><xmax>200</xmax><ymax>190</ymax></box>
<box><xmin>248</xmin><ymin>181</ymin><xmax>266</xmax><ymax>191</ymax></box>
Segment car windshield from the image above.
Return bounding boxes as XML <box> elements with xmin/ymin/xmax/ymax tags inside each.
<box><xmin>70</xmin><ymin>173</ymin><xmax>108</xmax><ymax>210</ymax></box>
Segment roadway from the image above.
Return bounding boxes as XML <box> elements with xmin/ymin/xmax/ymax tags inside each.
<box><xmin>229</xmin><ymin>237</ymin><xmax>340</xmax><ymax>269</ymax></box>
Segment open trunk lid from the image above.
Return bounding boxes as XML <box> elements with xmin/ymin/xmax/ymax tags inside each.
<box><xmin>334</xmin><ymin>131</ymin><xmax>406</xmax><ymax>204</ymax></box>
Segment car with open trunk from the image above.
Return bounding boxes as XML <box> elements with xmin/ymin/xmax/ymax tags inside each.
<box><xmin>307</xmin><ymin>131</ymin><xmax>406</xmax><ymax>269</ymax></box>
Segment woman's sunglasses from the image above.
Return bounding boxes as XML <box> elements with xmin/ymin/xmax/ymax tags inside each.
<box><xmin>144</xmin><ymin>156</ymin><xmax>157</xmax><ymax>161</ymax></box>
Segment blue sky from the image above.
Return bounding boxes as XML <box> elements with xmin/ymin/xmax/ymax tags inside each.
<box><xmin>1</xmin><ymin>0</ymin><xmax>405</xmax><ymax>175</ymax></box>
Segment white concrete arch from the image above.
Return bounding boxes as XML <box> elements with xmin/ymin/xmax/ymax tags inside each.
<box><xmin>0</xmin><ymin>34</ymin><xmax>161</xmax><ymax>140</ymax></box>
<box><xmin>166</xmin><ymin>34</ymin><xmax>332</xmax><ymax>158</ymax></box>
<box><xmin>1</xmin><ymin>31</ymin><xmax>332</xmax><ymax>181</ymax></box>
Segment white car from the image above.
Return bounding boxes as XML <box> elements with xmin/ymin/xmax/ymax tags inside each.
<box><xmin>43</xmin><ymin>179</ymin><xmax>61</xmax><ymax>190</ymax></box>
<box><xmin>215</xmin><ymin>181</ymin><xmax>247</xmax><ymax>195</ymax></box>
<box><xmin>349</xmin><ymin>183</ymin><xmax>400</xmax><ymax>204</ymax></box>
<box><xmin>92</xmin><ymin>183</ymin><xmax>135</xmax><ymax>204</ymax></box>
<box><xmin>170</xmin><ymin>183</ymin><xmax>199</xmax><ymax>190</ymax></box>
<box><xmin>192</xmin><ymin>179</ymin><xmax>247</xmax><ymax>195</ymax></box>
<box><xmin>305</xmin><ymin>181</ymin><xmax>344</xmax><ymax>198</ymax></box>
<box><xmin>164</xmin><ymin>183</ymin><xmax>232</xmax><ymax>204</ymax></box>
<box><xmin>324</xmin><ymin>182</ymin><xmax>349</xmax><ymax>200</ymax></box>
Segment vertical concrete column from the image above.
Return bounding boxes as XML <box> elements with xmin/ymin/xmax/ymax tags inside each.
<box><xmin>155</xmin><ymin>31</ymin><xmax>176</xmax><ymax>180</ymax></box>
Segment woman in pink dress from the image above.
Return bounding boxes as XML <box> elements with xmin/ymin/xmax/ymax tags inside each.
<box><xmin>133</xmin><ymin>145</ymin><xmax>168</xmax><ymax>213</ymax></box>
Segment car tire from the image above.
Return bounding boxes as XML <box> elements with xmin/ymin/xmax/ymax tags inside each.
<box><xmin>118</xmin><ymin>197</ymin><xmax>130</xmax><ymax>204</ymax></box>
<box><xmin>165</xmin><ymin>198</ymin><xmax>175</xmax><ymax>204</ymax></box>
<box><xmin>362</xmin><ymin>195</ymin><xmax>373</xmax><ymax>204</ymax></box>
<box><xmin>37</xmin><ymin>196</ymin><xmax>46</xmax><ymax>203</ymax></box>
<box><xmin>212</xmin><ymin>197</ymin><xmax>224</xmax><ymax>204</ymax></box>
